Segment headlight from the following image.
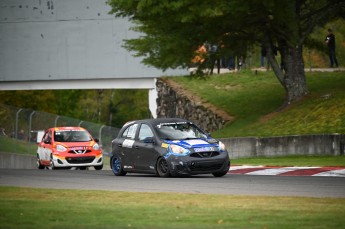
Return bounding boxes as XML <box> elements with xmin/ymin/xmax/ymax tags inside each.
<box><xmin>170</xmin><ymin>144</ymin><xmax>189</xmax><ymax>155</ymax></box>
<box><xmin>93</xmin><ymin>143</ymin><xmax>100</xmax><ymax>150</ymax></box>
<box><xmin>56</xmin><ymin>144</ymin><xmax>67</xmax><ymax>152</ymax></box>
<box><xmin>218</xmin><ymin>141</ymin><xmax>226</xmax><ymax>151</ymax></box>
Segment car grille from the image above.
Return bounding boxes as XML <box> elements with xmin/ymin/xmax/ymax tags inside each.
<box><xmin>65</xmin><ymin>156</ymin><xmax>95</xmax><ymax>164</ymax></box>
<box><xmin>68</xmin><ymin>150</ymin><xmax>92</xmax><ymax>154</ymax></box>
<box><xmin>189</xmin><ymin>160</ymin><xmax>224</xmax><ymax>172</ymax></box>
<box><xmin>190</xmin><ymin>151</ymin><xmax>220</xmax><ymax>158</ymax></box>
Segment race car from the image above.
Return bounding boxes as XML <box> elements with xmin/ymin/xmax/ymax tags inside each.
<box><xmin>110</xmin><ymin>118</ymin><xmax>230</xmax><ymax>177</ymax></box>
<box><xmin>37</xmin><ymin>127</ymin><xmax>103</xmax><ymax>170</ymax></box>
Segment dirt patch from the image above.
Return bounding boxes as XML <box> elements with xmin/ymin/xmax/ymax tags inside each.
<box><xmin>259</xmin><ymin>112</ymin><xmax>279</xmax><ymax>123</ymax></box>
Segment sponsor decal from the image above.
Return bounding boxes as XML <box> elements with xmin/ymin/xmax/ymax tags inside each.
<box><xmin>122</xmin><ymin>139</ymin><xmax>135</xmax><ymax>148</ymax></box>
<box><xmin>166</xmin><ymin>139</ymin><xmax>212</xmax><ymax>149</ymax></box>
<box><xmin>124</xmin><ymin>165</ymin><xmax>133</xmax><ymax>169</ymax></box>
<box><xmin>156</xmin><ymin>122</ymin><xmax>188</xmax><ymax>128</ymax></box>
<box><xmin>194</xmin><ymin>147</ymin><xmax>215</xmax><ymax>152</ymax></box>
<box><xmin>70</xmin><ymin>146</ymin><xmax>86</xmax><ymax>150</ymax></box>
<box><xmin>161</xmin><ymin>143</ymin><xmax>169</xmax><ymax>148</ymax></box>
<box><xmin>56</xmin><ymin>129</ymin><xmax>83</xmax><ymax>132</ymax></box>
<box><xmin>185</xmin><ymin>139</ymin><xmax>208</xmax><ymax>145</ymax></box>
<box><xmin>206</xmin><ymin>138</ymin><xmax>218</xmax><ymax>143</ymax></box>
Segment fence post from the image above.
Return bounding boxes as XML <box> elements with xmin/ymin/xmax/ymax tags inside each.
<box><xmin>29</xmin><ymin>111</ymin><xmax>35</xmax><ymax>143</ymax></box>
<box><xmin>99</xmin><ymin>125</ymin><xmax>105</xmax><ymax>146</ymax></box>
<box><xmin>15</xmin><ymin>108</ymin><xmax>23</xmax><ymax>140</ymax></box>
<box><xmin>54</xmin><ymin>116</ymin><xmax>60</xmax><ymax>127</ymax></box>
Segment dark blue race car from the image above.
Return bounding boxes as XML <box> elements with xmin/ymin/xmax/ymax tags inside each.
<box><xmin>110</xmin><ymin>118</ymin><xmax>230</xmax><ymax>177</ymax></box>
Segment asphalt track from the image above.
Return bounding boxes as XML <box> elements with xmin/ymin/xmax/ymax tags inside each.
<box><xmin>1</xmin><ymin>169</ymin><xmax>344</xmax><ymax>198</ymax></box>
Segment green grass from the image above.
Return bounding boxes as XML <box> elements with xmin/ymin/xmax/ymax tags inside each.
<box><xmin>0</xmin><ymin>186</ymin><xmax>344</xmax><ymax>229</ymax></box>
<box><xmin>171</xmin><ymin>71</ymin><xmax>345</xmax><ymax>137</ymax></box>
<box><xmin>0</xmin><ymin>136</ymin><xmax>37</xmax><ymax>155</ymax></box>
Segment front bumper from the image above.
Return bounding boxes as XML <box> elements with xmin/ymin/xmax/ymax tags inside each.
<box><xmin>167</xmin><ymin>152</ymin><xmax>230</xmax><ymax>176</ymax></box>
<box><xmin>52</xmin><ymin>154</ymin><xmax>103</xmax><ymax>168</ymax></box>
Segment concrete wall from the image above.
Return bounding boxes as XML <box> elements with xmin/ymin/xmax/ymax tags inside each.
<box><xmin>221</xmin><ymin>134</ymin><xmax>345</xmax><ymax>159</ymax></box>
<box><xmin>0</xmin><ymin>0</ymin><xmax>186</xmax><ymax>82</ymax></box>
<box><xmin>0</xmin><ymin>152</ymin><xmax>36</xmax><ymax>169</ymax></box>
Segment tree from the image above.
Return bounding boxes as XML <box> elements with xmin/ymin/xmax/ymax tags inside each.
<box><xmin>107</xmin><ymin>0</ymin><xmax>345</xmax><ymax>106</ymax></box>
<box><xmin>0</xmin><ymin>89</ymin><xmax>150</xmax><ymax>127</ymax></box>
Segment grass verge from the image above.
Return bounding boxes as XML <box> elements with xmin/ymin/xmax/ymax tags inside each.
<box><xmin>171</xmin><ymin>71</ymin><xmax>345</xmax><ymax>137</ymax></box>
<box><xmin>0</xmin><ymin>136</ymin><xmax>37</xmax><ymax>155</ymax></box>
<box><xmin>1</xmin><ymin>186</ymin><xmax>344</xmax><ymax>229</ymax></box>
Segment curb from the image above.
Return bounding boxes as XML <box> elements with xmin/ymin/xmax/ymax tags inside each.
<box><xmin>229</xmin><ymin>165</ymin><xmax>345</xmax><ymax>177</ymax></box>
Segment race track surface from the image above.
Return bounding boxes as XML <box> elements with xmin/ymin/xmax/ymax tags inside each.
<box><xmin>1</xmin><ymin>169</ymin><xmax>345</xmax><ymax>198</ymax></box>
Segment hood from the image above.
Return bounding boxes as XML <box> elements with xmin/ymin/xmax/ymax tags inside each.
<box><xmin>55</xmin><ymin>141</ymin><xmax>95</xmax><ymax>149</ymax></box>
<box><xmin>165</xmin><ymin>138</ymin><xmax>218</xmax><ymax>149</ymax></box>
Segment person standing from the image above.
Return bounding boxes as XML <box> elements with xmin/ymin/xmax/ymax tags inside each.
<box><xmin>325</xmin><ymin>28</ymin><xmax>339</xmax><ymax>68</ymax></box>
<box><xmin>260</xmin><ymin>45</ymin><xmax>266</xmax><ymax>68</ymax></box>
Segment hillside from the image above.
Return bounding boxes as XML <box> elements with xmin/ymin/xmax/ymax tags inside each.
<box><xmin>169</xmin><ymin>70</ymin><xmax>345</xmax><ymax>138</ymax></box>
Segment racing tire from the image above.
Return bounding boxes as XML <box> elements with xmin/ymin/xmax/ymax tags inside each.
<box><xmin>94</xmin><ymin>164</ymin><xmax>103</xmax><ymax>170</ymax></box>
<box><xmin>36</xmin><ymin>155</ymin><xmax>45</xmax><ymax>170</ymax></box>
<box><xmin>111</xmin><ymin>155</ymin><xmax>127</xmax><ymax>176</ymax></box>
<box><xmin>156</xmin><ymin>157</ymin><xmax>170</xmax><ymax>177</ymax></box>
<box><xmin>212</xmin><ymin>170</ymin><xmax>228</xmax><ymax>177</ymax></box>
<box><xmin>48</xmin><ymin>155</ymin><xmax>56</xmax><ymax>170</ymax></box>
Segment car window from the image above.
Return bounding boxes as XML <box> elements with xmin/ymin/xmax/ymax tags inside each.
<box><xmin>121</xmin><ymin>127</ymin><xmax>129</xmax><ymax>138</ymax></box>
<box><xmin>155</xmin><ymin>122</ymin><xmax>207</xmax><ymax>140</ymax></box>
<box><xmin>138</xmin><ymin>124</ymin><xmax>154</xmax><ymax>141</ymax></box>
<box><xmin>121</xmin><ymin>124</ymin><xmax>138</xmax><ymax>140</ymax></box>
<box><xmin>41</xmin><ymin>130</ymin><xmax>52</xmax><ymax>144</ymax></box>
<box><xmin>54</xmin><ymin>130</ymin><xmax>92</xmax><ymax>142</ymax></box>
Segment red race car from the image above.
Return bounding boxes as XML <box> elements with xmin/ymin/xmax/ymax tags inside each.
<box><xmin>37</xmin><ymin>127</ymin><xmax>103</xmax><ymax>170</ymax></box>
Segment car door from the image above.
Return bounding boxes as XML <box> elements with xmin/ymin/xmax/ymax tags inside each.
<box><xmin>133</xmin><ymin>123</ymin><xmax>157</xmax><ymax>171</ymax></box>
<box><xmin>118</xmin><ymin>123</ymin><xmax>139</xmax><ymax>170</ymax></box>
<box><xmin>37</xmin><ymin>129</ymin><xmax>53</xmax><ymax>165</ymax></box>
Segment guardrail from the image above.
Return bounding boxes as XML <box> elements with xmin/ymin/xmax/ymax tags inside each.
<box><xmin>221</xmin><ymin>134</ymin><xmax>345</xmax><ymax>159</ymax></box>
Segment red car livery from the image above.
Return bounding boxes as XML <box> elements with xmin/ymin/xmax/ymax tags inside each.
<box><xmin>37</xmin><ymin>127</ymin><xmax>103</xmax><ymax>170</ymax></box>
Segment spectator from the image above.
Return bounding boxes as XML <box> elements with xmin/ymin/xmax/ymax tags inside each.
<box><xmin>18</xmin><ymin>129</ymin><xmax>25</xmax><ymax>140</ymax></box>
<box><xmin>208</xmin><ymin>43</ymin><xmax>220</xmax><ymax>74</ymax></box>
<box><xmin>325</xmin><ymin>28</ymin><xmax>339</xmax><ymax>68</ymax></box>
<box><xmin>260</xmin><ymin>45</ymin><xmax>266</xmax><ymax>68</ymax></box>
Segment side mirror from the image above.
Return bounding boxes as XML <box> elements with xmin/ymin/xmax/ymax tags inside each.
<box><xmin>43</xmin><ymin>139</ymin><xmax>51</xmax><ymax>144</ymax></box>
<box><xmin>143</xmin><ymin>137</ymin><xmax>155</xmax><ymax>144</ymax></box>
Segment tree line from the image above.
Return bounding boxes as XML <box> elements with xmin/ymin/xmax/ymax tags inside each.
<box><xmin>0</xmin><ymin>89</ymin><xmax>150</xmax><ymax>128</ymax></box>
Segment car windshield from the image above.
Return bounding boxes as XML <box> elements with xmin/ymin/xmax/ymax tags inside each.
<box><xmin>54</xmin><ymin>130</ymin><xmax>92</xmax><ymax>142</ymax></box>
<box><xmin>155</xmin><ymin>122</ymin><xmax>207</xmax><ymax>140</ymax></box>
